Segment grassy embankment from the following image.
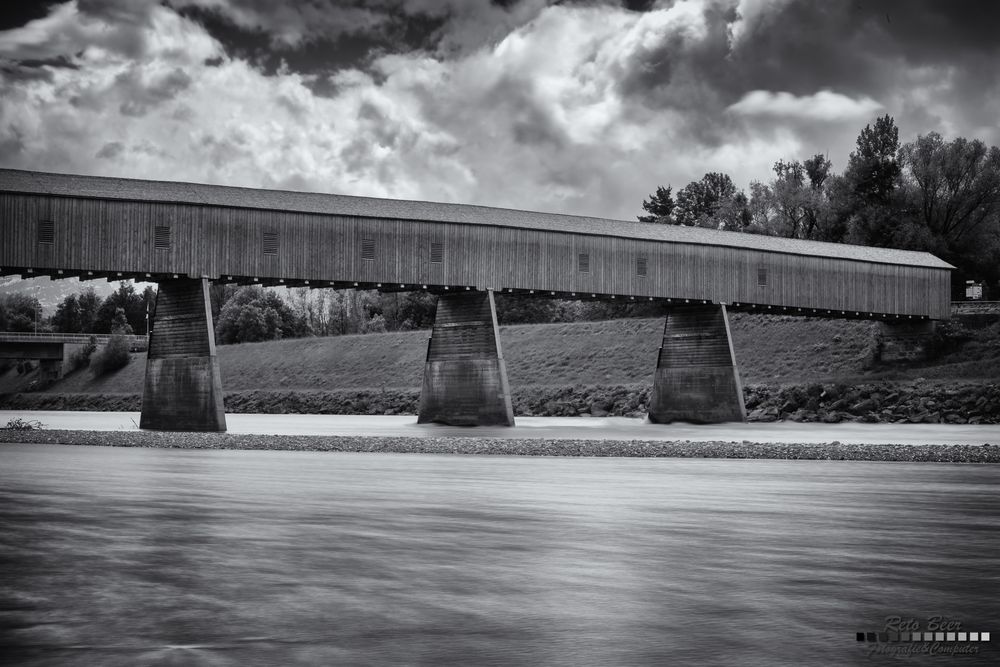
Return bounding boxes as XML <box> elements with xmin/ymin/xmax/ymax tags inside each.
<box><xmin>2</xmin><ymin>312</ymin><xmax>999</xmax><ymax>423</ymax></box>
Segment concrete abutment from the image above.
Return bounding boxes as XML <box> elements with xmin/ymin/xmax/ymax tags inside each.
<box><xmin>877</xmin><ymin>319</ymin><xmax>937</xmax><ymax>363</ymax></box>
<box><xmin>140</xmin><ymin>278</ymin><xmax>226</xmax><ymax>431</ymax></box>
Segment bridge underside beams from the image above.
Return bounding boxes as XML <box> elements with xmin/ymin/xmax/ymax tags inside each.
<box><xmin>140</xmin><ymin>278</ymin><xmax>226</xmax><ymax>432</ymax></box>
<box><xmin>418</xmin><ymin>290</ymin><xmax>514</xmax><ymax>427</ymax></box>
<box><xmin>648</xmin><ymin>304</ymin><xmax>746</xmax><ymax>424</ymax></box>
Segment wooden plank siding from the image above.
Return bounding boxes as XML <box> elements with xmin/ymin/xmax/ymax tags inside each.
<box><xmin>1</xmin><ymin>191</ymin><xmax>952</xmax><ymax>319</ymax></box>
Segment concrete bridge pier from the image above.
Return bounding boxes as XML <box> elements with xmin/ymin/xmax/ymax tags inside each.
<box><xmin>417</xmin><ymin>290</ymin><xmax>515</xmax><ymax>426</ymax></box>
<box><xmin>140</xmin><ymin>277</ymin><xmax>226</xmax><ymax>431</ymax></box>
<box><xmin>648</xmin><ymin>304</ymin><xmax>746</xmax><ymax>424</ymax></box>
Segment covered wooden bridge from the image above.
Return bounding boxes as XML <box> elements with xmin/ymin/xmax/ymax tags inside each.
<box><xmin>0</xmin><ymin>168</ymin><xmax>953</xmax><ymax>430</ymax></box>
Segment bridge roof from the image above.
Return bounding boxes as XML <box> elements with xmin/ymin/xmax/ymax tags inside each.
<box><xmin>1</xmin><ymin>168</ymin><xmax>954</xmax><ymax>269</ymax></box>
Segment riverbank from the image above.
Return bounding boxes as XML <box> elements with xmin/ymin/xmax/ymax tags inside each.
<box><xmin>3</xmin><ymin>380</ymin><xmax>998</xmax><ymax>424</ymax></box>
<box><xmin>2</xmin><ymin>429</ymin><xmax>998</xmax><ymax>462</ymax></box>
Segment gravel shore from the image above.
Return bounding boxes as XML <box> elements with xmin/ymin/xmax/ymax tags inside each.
<box><xmin>1</xmin><ymin>429</ymin><xmax>998</xmax><ymax>462</ymax></box>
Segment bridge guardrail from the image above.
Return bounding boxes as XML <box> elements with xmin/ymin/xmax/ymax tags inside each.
<box><xmin>951</xmin><ymin>301</ymin><xmax>1000</xmax><ymax>314</ymax></box>
<box><xmin>0</xmin><ymin>332</ymin><xmax>149</xmax><ymax>351</ymax></box>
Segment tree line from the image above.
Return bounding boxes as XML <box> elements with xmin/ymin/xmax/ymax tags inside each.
<box><xmin>206</xmin><ymin>285</ymin><xmax>652</xmax><ymax>343</ymax></box>
<box><xmin>0</xmin><ymin>283</ymin><xmax>155</xmax><ymax>336</ymax></box>
<box><xmin>638</xmin><ymin>116</ymin><xmax>1000</xmax><ymax>296</ymax></box>
<box><xmin>9</xmin><ymin>282</ymin><xmax>661</xmax><ymax>345</ymax></box>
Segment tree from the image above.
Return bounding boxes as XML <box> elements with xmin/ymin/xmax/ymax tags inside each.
<box><xmin>232</xmin><ymin>305</ymin><xmax>271</xmax><ymax>342</ymax></box>
<box><xmin>90</xmin><ymin>335</ymin><xmax>130</xmax><ymax>376</ymax></box>
<box><xmin>1</xmin><ymin>294</ymin><xmax>43</xmax><ymax>332</ymax></box>
<box><xmin>95</xmin><ymin>282</ymin><xmax>146</xmax><ymax>334</ymax></box>
<box><xmin>842</xmin><ymin>115</ymin><xmax>906</xmax><ymax>247</ymax></box>
<box><xmin>714</xmin><ymin>190</ymin><xmax>752</xmax><ymax>232</ymax></box>
<box><xmin>745</xmin><ymin>181</ymin><xmax>774</xmax><ymax>233</ymax></box>
<box><xmin>209</xmin><ymin>283</ymin><xmax>239</xmax><ymax>324</ymax></box>
<box><xmin>899</xmin><ymin>132</ymin><xmax>1000</xmax><ymax>249</ymax></box>
<box><xmin>215</xmin><ymin>286</ymin><xmax>308</xmax><ymax>344</ymax></box>
<box><xmin>674</xmin><ymin>172</ymin><xmax>737</xmax><ymax>226</ymax></box>
<box><xmin>111</xmin><ymin>307</ymin><xmax>133</xmax><ymax>335</ymax></box>
<box><xmin>768</xmin><ymin>160</ymin><xmax>809</xmax><ymax>238</ymax></box>
<box><xmin>637</xmin><ymin>186</ymin><xmax>675</xmax><ymax>223</ymax></box>
<box><xmin>804</xmin><ymin>153</ymin><xmax>832</xmax><ymax>190</ymax></box>
<box><xmin>818</xmin><ymin>173</ymin><xmax>853</xmax><ymax>243</ymax></box>
<box><xmin>140</xmin><ymin>285</ymin><xmax>156</xmax><ymax>334</ymax></box>
<box><xmin>899</xmin><ymin>131</ymin><xmax>1000</xmax><ymax>291</ymax></box>
<box><xmin>380</xmin><ymin>291</ymin><xmax>436</xmax><ymax>330</ymax></box>
<box><xmin>324</xmin><ymin>289</ymin><xmax>383</xmax><ymax>335</ymax></box>
<box><xmin>77</xmin><ymin>287</ymin><xmax>101</xmax><ymax>334</ymax></box>
<box><xmin>847</xmin><ymin>114</ymin><xmax>901</xmax><ymax>206</ymax></box>
<box><xmin>52</xmin><ymin>294</ymin><xmax>82</xmax><ymax>333</ymax></box>
<box><xmin>764</xmin><ymin>158</ymin><xmax>834</xmax><ymax>239</ymax></box>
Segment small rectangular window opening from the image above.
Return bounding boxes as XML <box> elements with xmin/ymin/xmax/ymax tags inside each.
<box><xmin>37</xmin><ymin>220</ymin><xmax>54</xmax><ymax>245</ymax></box>
<box><xmin>361</xmin><ymin>238</ymin><xmax>376</xmax><ymax>261</ymax></box>
<box><xmin>154</xmin><ymin>225</ymin><xmax>171</xmax><ymax>250</ymax></box>
<box><xmin>636</xmin><ymin>256</ymin><xmax>648</xmax><ymax>277</ymax></box>
<box><xmin>578</xmin><ymin>252</ymin><xmax>590</xmax><ymax>273</ymax></box>
<box><xmin>430</xmin><ymin>242</ymin><xmax>444</xmax><ymax>264</ymax></box>
<box><xmin>263</xmin><ymin>231</ymin><xmax>279</xmax><ymax>255</ymax></box>
<box><xmin>757</xmin><ymin>267</ymin><xmax>768</xmax><ymax>286</ymax></box>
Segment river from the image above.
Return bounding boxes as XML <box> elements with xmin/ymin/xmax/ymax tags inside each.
<box><xmin>2</xmin><ymin>410</ymin><xmax>998</xmax><ymax>445</ymax></box>
<box><xmin>1</xmin><ymin>443</ymin><xmax>998</xmax><ymax>665</ymax></box>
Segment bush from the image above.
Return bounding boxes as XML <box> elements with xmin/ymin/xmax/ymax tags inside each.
<box><xmin>91</xmin><ymin>335</ymin><xmax>131</xmax><ymax>377</ymax></box>
<box><xmin>926</xmin><ymin>320</ymin><xmax>974</xmax><ymax>360</ymax></box>
<box><xmin>68</xmin><ymin>338</ymin><xmax>98</xmax><ymax>373</ymax></box>
<box><xmin>3</xmin><ymin>417</ymin><xmax>43</xmax><ymax>430</ymax></box>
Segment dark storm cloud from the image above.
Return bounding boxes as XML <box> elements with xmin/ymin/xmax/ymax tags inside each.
<box><xmin>724</xmin><ymin>1</ymin><xmax>1000</xmax><ymax>96</ymax></box>
<box><xmin>860</xmin><ymin>0</ymin><xmax>1000</xmax><ymax>61</ymax></box>
<box><xmin>0</xmin><ymin>55</ymin><xmax>78</xmax><ymax>84</ymax></box>
<box><xmin>0</xmin><ymin>2</ymin><xmax>65</xmax><ymax>31</ymax></box>
<box><xmin>168</xmin><ymin>0</ymin><xmax>557</xmax><ymax>74</ymax></box>
<box><xmin>170</xmin><ymin>2</ymin><xmax>407</xmax><ymax>76</ymax></box>
<box><xmin>718</xmin><ymin>0</ymin><xmax>1000</xmax><ymax>148</ymax></box>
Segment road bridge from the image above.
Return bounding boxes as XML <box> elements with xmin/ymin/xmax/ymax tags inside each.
<box><xmin>1</xmin><ymin>168</ymin><xmax>954</xmax><ymax>430</ymax></box>
<box><xmin>0</xmin><ymin>332</ymin><xmax>147</xmax><ymax>380</ymax></box>
<box><xmin>0</xmin><ymin>332</ymin><xmax>147</xmax><ymax>349</ymax></box>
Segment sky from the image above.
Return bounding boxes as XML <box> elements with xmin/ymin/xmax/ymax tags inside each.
<box><xmin>0</xmin><ymin>0</ymin><xmax>998</xmax><ymax>222</ymax></box>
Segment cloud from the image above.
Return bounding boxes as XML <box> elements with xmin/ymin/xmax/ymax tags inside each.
<box><xmin>0</xmin><ymin>0</ymin><xmax>998</xmax><ymax>225</ymax></box>
<box><xmin>727</xmin><ymin>90</ymin><xmax>883</xmax><ymax>122</ymax></box>
<box><xmin>168</xmin><ymin>0</ymin><xmax>390</xmax><ymax>48</ymax></box>
<box><xmin>0</xmin><ymin>0</ymin><xmax>158</xmax><ymax>62</ymax></box>
<box><xmin>726</xmin><ymin>0</ymin><xmax>794</xmax><ymax>48</ymax></box>
<box><xmin>116</xmin><ymin>67</ymin><xmax>193</xmax><ymax>117</ymax></box>
<box><xmin>95</xmin><ymin>140</ymin><xmax>124</xmax><ymax>158</ymax></box>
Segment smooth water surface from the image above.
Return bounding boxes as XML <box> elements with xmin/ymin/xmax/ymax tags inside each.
<box><xmin>1</xmin><ymin>443</ymin><xmax>998</xmax><ymax>666</ymax></box>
